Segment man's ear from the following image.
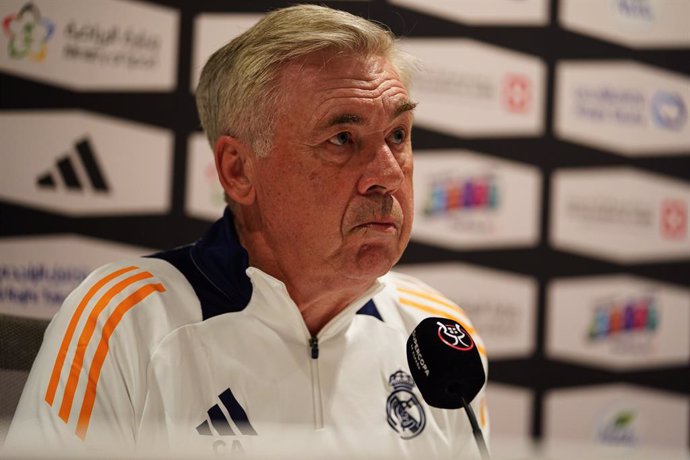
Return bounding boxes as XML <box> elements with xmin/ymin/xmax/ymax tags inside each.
<box><xmin>214</xmin><ymin>135</ymin><xmax>256</xmax><ymax>205</ymax></box>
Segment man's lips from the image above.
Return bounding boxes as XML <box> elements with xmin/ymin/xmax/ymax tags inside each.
<box><xmin>354</xmin><ymin>219</ymin><xmax>399</xmax><ymax>233</ymax></box>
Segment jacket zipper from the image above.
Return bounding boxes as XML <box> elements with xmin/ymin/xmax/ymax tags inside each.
<box><xmin>309</xmin><ymin>336</ymin><xmax>323</xmax><ymax>429</ymax></box>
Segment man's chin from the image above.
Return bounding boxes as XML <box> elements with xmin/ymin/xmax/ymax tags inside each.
<box><xmin>352</xmin><ymin>244</ymin><xmax>400</xmax><ymax>279</ymax></box>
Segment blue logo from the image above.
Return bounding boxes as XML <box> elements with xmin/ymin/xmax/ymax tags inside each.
<box><xmin>386</xmin><ymin>370</ymin><xmax>426</xmax><ymax>440</ymax></box>
<box><xmin>651</xmin><ymin>91</ymin><xmax>687</xmax><ymax>131</ymax></box>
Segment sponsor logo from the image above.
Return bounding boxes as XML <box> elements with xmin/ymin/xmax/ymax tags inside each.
<box><xmin>413</xmin><ymin>151</ymin><xmax>541</xmax><ymax>249</ymax></box>
<box><xmin>565</xmin><ymin>195</ymin><xmax>653</xmax><ymax>228</ymax></box>
<box><xmin>660</xmin><ymin>199</ymin><xmax>687</xmax><ymax>239</ymax></box>
<box><xmin>598</xmin><ymin>409</ymin><xmax>638</xmax><ymax>445</ymax></box>
<box><xmin>547</xmin><ymin>274</ymin><xmax>690</xmax><ymax>369</ymax></box>
<box><xmin>0</xmin><ymin>236</ymin><xmax>149</xmax><ymax>319</ymax></box>
<box><xmin>551</xmin><ymin>168</ymin><xmax>690</xmax><ymax>262</ymax></box>
<box><xmin>386</xmin><ymin>370</ymin><xmax>426</xmax><ymax>440</ymax></box>
<box><xmin>650</xmin><ymin>91</ymin><xmax>687</xmax><ymax>131</ymax></box>
<box><xmin>615</xmin><ymin>0</ymin><xmax>654</xmax><ymax>22</ymax></box>
<box><xmin>2</xmin><ymin>3</ymin><xmax>54</xmax><ymax>61</ymax></box>
<box><xmin>565</xmin><ymin>195</ymin><xmax>688</xmax><ymax>241</ymax></box>
<box><xmin>502</xmin><ymin>74</ymin><xmax>532</xmax><ymax>113</ymax></box>
<box><xmin>461</xmin><ymin>300</ymin><xmax>524</xmax><ymax>337</ymax></box>
<box><xmin>555</xmin><ymin>62</ymin><xmax>690</xmax><ymax>156</ymax></box>
<box><xmin>399</xmin><ymin>39</ymin><xmax>545</xmax><ymax>137</ymax></box>
<box><xmin>0</xmin><ymin>263</ymin><xmax>89</xmax><ymax>312</ymax></box>
<box><xmin>0</xmin><ymin>1</ymin><xmax>177</xmax><ymax>90</ymax></box>
<box><xmin>437</xmin><ymin>320</ymin><xmax>474</xmax><ymax>351</ymax></box>
<box><xmin>416</xmin><ymin>69</ymin><xmax>494</xmax><ymax>100</ymax></box>
<box><xmin>62</xmin><ymin>19</ymin><xmax>161</xmax><ymax>70</ymax></box>
<box><xmin>0</xmin><ymin>111</ymin><xmax>173</xmax><ymax>215</ymax></box>
<box><xmin>572</xmin><ymin>86</ymin><xmax>688</xmax><ymax>132</ymax></box>
<box><xmin>197</xmin><ymin>387</ymin><xmax>257</xmax><ymax>454</ymax></box>
<box><xmin>424</xmin><ymin>175</ymin><xmax>500</xmax><ymax>216</ymax></box>
<box><xmin>35</xmin><ymin>137</ymin><xmax>110</xmax><ymax>193</ymax></box>
<box><xmin>573</xmin><ymin>86</ymin><xmax>646</xmax><ymax>126</ymax></box>
<box><xmin>587</xmin><ymin>296</ymin><xmax>660</xmax><ymax>356</ymax></box>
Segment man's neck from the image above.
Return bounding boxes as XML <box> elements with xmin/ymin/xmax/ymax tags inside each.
<box><xmin>234</xmin><ymin>215</ymin><xmax>374</xmax><ymax>336</ymax></box>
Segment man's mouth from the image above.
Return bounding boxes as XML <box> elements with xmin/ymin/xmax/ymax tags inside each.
<box><xmin>355</xmin><ymin>219</ymin><xmax>398</xmax><ymax>233</ymax></box>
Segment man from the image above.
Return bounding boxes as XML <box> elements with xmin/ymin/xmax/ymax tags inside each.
<box><xmin>6</xmin><ymin>5</ymin><xmax>488</xmax><ymax>458</ymax></box>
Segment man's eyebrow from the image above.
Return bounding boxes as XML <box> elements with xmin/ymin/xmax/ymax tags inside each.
<box><xmin>323</xmin><ymin>100</ymin><xmax>418</xmax><ymax>129</ymax></box>
<box><xmin>393</xmin><ymin>100</ymin><xmax>417</xmax><ymax>119</ymax></box>
<box><xmin>325</xmin><ymin>113</ymin><xmax>363</xmax><ymax>128</ymax></box>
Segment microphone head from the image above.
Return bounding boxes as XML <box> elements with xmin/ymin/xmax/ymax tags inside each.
<box><xmin>406</xmin><ymin>317</ymin><xmax>486</xmax><ymax>409</ymax></box>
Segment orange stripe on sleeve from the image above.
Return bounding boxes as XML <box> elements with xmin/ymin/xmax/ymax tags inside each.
<box><xmin>75</xmin><ymin>282</ymin><xmax>166</xmax><ymax>440</ymax></box>
<box><xmin>399</xmin><ymin>298</ymin><xmax>485</xmax><ymax>356</ymax></box>
<box><xmin>396</xmin><ymin>286</ymin><xmax>466</xmax><ymax>314</ymax></box>
<box><xmin>45</xmin><ymin>266</ymin><xmax>138</xmax><ymax>406</ymax></box>
<box><xmin>58</xmin><ymin>271</ymin><xmax>153</xmax><ymax>423</ymax></box>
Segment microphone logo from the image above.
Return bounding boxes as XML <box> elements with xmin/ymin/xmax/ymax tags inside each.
<box><xmin>436</xmin><ymin>320</ymin><xmax>474</xmax><ymax>351</ymax></box>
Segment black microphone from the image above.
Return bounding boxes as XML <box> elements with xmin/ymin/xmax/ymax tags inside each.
<box><xmin>406</xmin><ymin>317</ymin><xmax>490</xmax><ymax>459</ymax></box>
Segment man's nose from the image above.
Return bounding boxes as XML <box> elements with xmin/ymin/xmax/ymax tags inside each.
<box><xmin>357</xmin><ymin>143</ymin><xmax>406</xmax><ymax>195</ymax></box>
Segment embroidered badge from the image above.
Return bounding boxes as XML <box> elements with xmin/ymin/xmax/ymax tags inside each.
<box><xmin>386</xmin><ymin>370</ymin><xmax>426</xmax><ymax>439</ymax></box>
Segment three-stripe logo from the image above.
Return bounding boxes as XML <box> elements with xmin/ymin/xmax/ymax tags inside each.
<box><xmin>44</xmin><ymin>265</ymin><xmax>166</xmax><ymax>440</ymax></box>
<box><xmin>196</xmin><ymin>387</ymin><xmax>257</xmax><ymax>438</ymax></box>
<box><xmin>36</xmin><ymin>137</ymin><xmax>110</xmax><ymax>193</ymax></box>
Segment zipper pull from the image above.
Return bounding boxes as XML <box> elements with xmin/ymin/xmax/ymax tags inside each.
<box><xmin>309</xmin><ymin>336</ymin><xmax>319</xmax><ymax>359</ymax></box>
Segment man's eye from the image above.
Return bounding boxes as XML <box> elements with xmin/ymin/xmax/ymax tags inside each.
<box><xmin>328</xmin><ymin>132</ymin><xmax>352</xmax><ymax>146</ymax></box>
<box><xmin>388</xmin><ymin>129</ymin><xmax>406</xmax><ymax>145</ymax></box>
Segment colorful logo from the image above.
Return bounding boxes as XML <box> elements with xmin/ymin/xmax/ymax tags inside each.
<box><xmin>650</xmin><ymin>91</ymin><xmax>687</xmax><ymax>131</ymax></box>
<box><xmin>2</xmin><ymin>3</ymin><xmax>55</xmax><ymax>61</ymax></box>
<box><xmin>386</xmin><ymin>370</ymin><xmax>426</xmax><ymax>440</ymax></box>
<box><xmin>598</xmin><ymin>409</ymin><xmax>638</xmax><ymax>445</ymax></box>
<box><xmin>436</xmin><ymin>320</ymin><xmax>474</xmax><ymax>351</ymax></box>
<box><xmin>424</xmin><ymin>175</ymin><xmax>499</xmax><ymax>216</ymax></box>
<box><xmin>502</xmin><ymin>74</ymin><xmax>532</xmax><ymax>113</ymax></box>
<box><xmin>588</xmin><ymin>296</ymin><xmax>659</xmax><ymax>340</ymax></box>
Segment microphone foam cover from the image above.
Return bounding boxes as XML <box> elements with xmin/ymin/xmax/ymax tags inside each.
<box><xmin>406</xmin><ymin>317</ymin><xmax>486</xmax><ymax>409</ymax></box>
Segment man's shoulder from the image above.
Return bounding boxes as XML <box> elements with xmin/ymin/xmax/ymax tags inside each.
<box><xmin>51</xmin><ymin>255</ymin><xmax>204</xmax><ymax>352</ymax></box>
<box><xmin>376</xmin><ymin>271</ymin><xmax>478</xmax><ymax>336</ymax></box>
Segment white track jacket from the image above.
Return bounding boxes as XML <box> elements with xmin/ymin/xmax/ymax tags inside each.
<box><xmin>6</xmin><ymin>210</ymin><xmax>489</xmax><ymax>459</ymax></box>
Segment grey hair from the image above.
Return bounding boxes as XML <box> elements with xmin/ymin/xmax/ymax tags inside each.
<box><xmin>195</xmin><ymin>4</ymin><xmax>415</xmax><ymax>156</ymax></box>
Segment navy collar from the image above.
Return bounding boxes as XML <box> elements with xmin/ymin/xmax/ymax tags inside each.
<box><xmin>151</xmin><ymin>208</ymin><xmax>382</xmax><ymax>322</ymax></box>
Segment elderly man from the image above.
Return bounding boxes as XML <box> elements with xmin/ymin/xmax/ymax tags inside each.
<box><xmin>6</xmin><ymin>4</ymin><xmax>488</xmax><ymax>458</ymax></box>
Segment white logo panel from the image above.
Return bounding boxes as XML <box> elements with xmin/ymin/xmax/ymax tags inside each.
<box><xmin>546</xmin><ymin>275</ymin><xmax>690</xmax><ymax>370</ymax></box>
<box><xmin>400</xmin><ymin>39</ymin><xmax>546</xmax><ymax>137</ymax></box>
<box><xmin>555</xmin><ymin>61</ymin><xmax>690</xmax><ymax>155</ymax></box>
<box><xmin>0</xmin><ymin>111</ymin><xmax>173</xmax><ymax>215</ymax></box>
<box><xmin>0</xmin><ymin>0</ymin><xmax>178</xmax><ymax>90</ymax></box>
<box><xmin>544</xmin><ymin>385</ymin><xmax>689</xmax><ymax>449</ymax></box>
<box><xmin>395</xmin><ymin>262</ymin><xmax>537</xmax><ymax>359</ymax></box>
<box><xmin>550</xmin><ymin>168</ymin><xmax>690</xmax><ymax>263</ymax></box>
<box><xmin>412</xmin><ymin>151</ymin><xmax>541</xmax><ymax>249</ymax></box>
<box><xmin>389</xmin><ymin>0</ymin><xmax>549</xmax><ymax>25</ymax></box>
<box><xmin>185</xmin><ymin>133</ymin><xmax>225</xmax><ymax>221</ymax></box>
<box><xmin>0</xmin><ymin>235</ymin><xmax>150</xmax><ymax>319</ymax></box>
<box><xmin>560</xmin><ymin>0</ymin><xmax>690</xmax><ymax>48</ymax></box>
<box><xmin>190</xmin><ymin>13</ymin><xmax>263</xmax><ymax>91</ymax></box>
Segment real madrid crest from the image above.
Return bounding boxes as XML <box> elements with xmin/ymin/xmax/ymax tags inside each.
<box><xmin>386</xmin><ymin>370</ymin><xmax>426</xmax><ymax>439</ymax></box>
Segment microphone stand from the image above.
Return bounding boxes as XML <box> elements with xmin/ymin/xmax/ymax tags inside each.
<box><xmin>460</xmin><ymin>396</ymin><xmax>490</xmax><ymax>460</ymax></box>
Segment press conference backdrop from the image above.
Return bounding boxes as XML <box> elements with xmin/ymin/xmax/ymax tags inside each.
<box><xmin>0</xmin><ymin>0</ymin><xmax>688</xmax><ymax>458</ymax></box>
